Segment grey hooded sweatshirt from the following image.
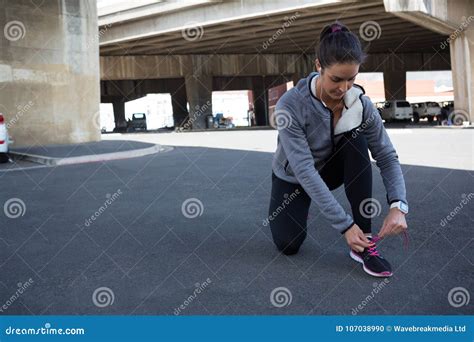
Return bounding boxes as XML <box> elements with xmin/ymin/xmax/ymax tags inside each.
<box><xmin>272</xmin><ymin>72</ymin><xmax>407</xmax><ymax>233</ymax></box>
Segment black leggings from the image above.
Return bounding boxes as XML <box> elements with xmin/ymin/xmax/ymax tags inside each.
<box><xmin>268</xmin><ymin>130</ymin><xmax>372</xmax><ymax>255</ymax></box>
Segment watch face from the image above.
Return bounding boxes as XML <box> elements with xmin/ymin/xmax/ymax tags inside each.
<box><xmin>400</xmin><ymin>202</ymin><xmax>408</xmax><ymax>212</ymax></box>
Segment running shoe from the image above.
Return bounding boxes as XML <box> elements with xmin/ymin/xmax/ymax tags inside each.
<box><xmin>349</xmin><ymin>235</ymin><xmax>393</xmax><ymax>277</ymax></box>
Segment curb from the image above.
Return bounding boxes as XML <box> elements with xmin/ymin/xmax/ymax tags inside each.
<box><xmin>433</xmin><ymin>125</ymin><xmax>474</xmax><ymax>129</ymax></box>
<box><xmin>10</xmin><ymin>144</ymin><xmax>172</xmax><ymax>166</ymax></box>
<box><xmin>175</xmin><ymin>126</ymin><xmax>275</xmax><ymax>133</ymax></box>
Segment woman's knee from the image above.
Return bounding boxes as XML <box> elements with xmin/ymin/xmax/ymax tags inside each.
<box><xmin>271</xmin><ymin>228</ymin><xmax>307</xmax><ymax>255</ymax></box>
<box><xmin>268</xmin><ymin>172</ymin><xmax>310</xmax><ymax>255</ymax></box>
<box><xmin>274</xmin><ymin>237</ymin><xmax>305</xmax><ymax>255</ymax></box>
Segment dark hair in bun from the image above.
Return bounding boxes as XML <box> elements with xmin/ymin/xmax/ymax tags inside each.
<box><xmin>317</xmin><ymin>21</ymin><xmax>367</xmax><ymax>69</ymax></box>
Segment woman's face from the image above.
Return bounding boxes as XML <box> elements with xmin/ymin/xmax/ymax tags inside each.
<box><xmin>317</xmin><ymin>61</ymin><xmax>360</xmax><ymax>101</ymax></box>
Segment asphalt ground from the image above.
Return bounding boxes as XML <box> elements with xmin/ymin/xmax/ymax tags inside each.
<box><xmin>0</xmin><ymin>132</ymin><xmax>472</xmax><ymax>315</ymax></box>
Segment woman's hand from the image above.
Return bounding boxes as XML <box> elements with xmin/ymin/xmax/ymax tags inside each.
<box><xmin>378</xmin><ymin>208</ymin><xmax>408</xmax><ymax>238</ymax></box>
<box><xmin>344</xmin><ymin>224</ymin><xmax>371</xmax><ymax>252</ymax></box>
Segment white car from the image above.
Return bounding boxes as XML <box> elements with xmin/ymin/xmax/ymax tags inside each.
<box><xmin>411</xmin><ymin>102</ymin><xmax>441</xmax><ymax>123</ymax></box>
<box><xmin>0</xmin><ymin>113</ymin><xmax>10</xmax><ymax>163</ymax></box>
<box><xmin>380</xmin><ymin>100</ymin><xmax>413</xmax><ymax>122</ymax></box>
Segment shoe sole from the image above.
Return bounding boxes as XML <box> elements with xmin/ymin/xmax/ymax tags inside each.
<box><xmin>350</xmin><ymin>250</ymin><xmax>393</xmax><ymax>278</ymax></box>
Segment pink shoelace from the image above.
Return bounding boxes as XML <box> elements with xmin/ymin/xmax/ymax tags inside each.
<box><xmin>368</xmin><ymin>231</ymin><xmax>410</xmax><ymax>256</ymax></box>
<box><xmin>367</xmin><ymin>235</ymin><xmax>381</xmax><ymax>256</ymax></box>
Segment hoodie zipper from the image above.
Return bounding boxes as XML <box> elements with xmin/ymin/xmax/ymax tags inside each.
<box><xmin>328</xmin><ymin>109</ymin><xmax>335</xmax><ymax>153</ymax></box>
<box><xmin>309</xmin><ymin>74</ymin><xmax>336</xmax><ymax>154</ymax></box>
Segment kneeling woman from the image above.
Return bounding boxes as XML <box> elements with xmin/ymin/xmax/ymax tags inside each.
<box><xmin>269</xmin><ymin>22</ymin><xmax>408</xmax><ymax>278</ymax></box>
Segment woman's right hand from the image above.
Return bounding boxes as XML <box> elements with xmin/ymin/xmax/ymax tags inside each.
<box><xmin>344</xmin><ymin>224</ymin><xmax>372</xmax><ymax>252</ymax></box>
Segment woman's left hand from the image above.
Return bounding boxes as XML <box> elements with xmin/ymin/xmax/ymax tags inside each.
<box><xmin>378</xmin><ymin>208</ymin><xmax>408</xmax><ymax>238</ymax></box>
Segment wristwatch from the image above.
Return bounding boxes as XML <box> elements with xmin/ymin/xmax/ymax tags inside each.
<box><xmin>390</xmin><ymin>201</ymin><xmax>409</xmax><ymax>214</ymax></box>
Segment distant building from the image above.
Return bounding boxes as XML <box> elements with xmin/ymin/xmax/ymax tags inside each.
<box><xmin>357</xmin><ymin>80</ymin><xmax>454</xmax><ymax>103</ymax></box>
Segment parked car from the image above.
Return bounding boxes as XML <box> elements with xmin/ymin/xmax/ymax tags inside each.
<box><xmin>380</xmin><ymin>100</ymin><xmax>413</xmax><ymax>122</ymax></box>
<box><xmin>411</xmin><ymin>102</ymin><xmax>441</xmax><ymax>123</ymax></box>
<box><xmin>439</xmin><ymin>101</ymin><xmax>454</xmax><ymax>112</ymax></box>
<box><xmin>436</xmin><ymin>101</ymin><xmax>452</xmax><ymax>125</ymax></box>
<box><xmin>129</xmin><ymin>113</ymin><xmax>147</xmax><ymax>131</ymax></box>
<box><xmin>374</xmin><ymin>102</ymin><xmax>385</xmax><ymax>116</ymax></box>
<box><xmin>0</xmin><ymin>113</ymin><xmax>10</xmax><ymax>163</ymax></box>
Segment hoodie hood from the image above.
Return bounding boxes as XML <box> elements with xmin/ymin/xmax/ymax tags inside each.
<box><xmin>294</xmin><ymin>72</ymin><xmax>366</xmax><ymax>135</ymax></box>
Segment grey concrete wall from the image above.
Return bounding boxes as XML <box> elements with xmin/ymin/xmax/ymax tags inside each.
<box><xmin>447</xmin><ymin>0</ymin><xmax>474</xmax><ymax>123</ymax></box>
<box><xmin>99</xmin><ymin>53</ymin><xmax>450</xmax><ymax>80</ymax></box>
<box><xmin>100</xmin><ymin>54</ymin><xmax>313</xmax><ymax>80</ymax></box>
<box><xmin>0</xmin><ymin>0</ymin><xmax>100</xmax><ymax>147</ymax></box>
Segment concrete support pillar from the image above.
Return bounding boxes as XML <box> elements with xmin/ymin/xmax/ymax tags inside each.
<box><xmin>0</xmin><ymin>0</ymin><xmax>100</xmax><ymax>147</ymax></box>
<box><xmin>171</xmin><ymin>84</ymin><xmax>189</xmax><ymax>129</ymax></box>
<box><xmin>383</xmin><ymin>71</ymin><xmax>406</xmax><ymax>101</ymax></box>
<box><xmin>251</xmin><ymin>77</ymin><xmax>269</xmax><ymax>126</ymax></box>
<box><xmin>184</xmin><ymin>74</ymin><xmax>213</xmax><ymax>129</ymax></box>
<box><xmin>112</xmin><ymin>101</ymin><xmax>126</xmax><ymax>132</ymax></box>
<box><xmin>450</xmin><ymin>32</ymin><xmax>474</xmax><ymax>124</ymax></box>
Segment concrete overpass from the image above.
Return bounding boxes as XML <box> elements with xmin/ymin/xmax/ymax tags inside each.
<box><xmin>0</xmin><ymin>0</ymin><xmax>100</xmax><ymax>146</ymax></box>
<box><xmin>98</xmin><ymin>0</ymin><xmax>473</xmax><ymax>131</ymax></box>
<box><xmin>0</xmin><ymin>0</ymin><xmax>472</xmax><ymax>145</ymax></box>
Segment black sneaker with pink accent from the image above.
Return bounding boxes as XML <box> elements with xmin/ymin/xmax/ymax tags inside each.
<box><xmin>349</xmin><ymin>236</ymin><xmax>392</xmax><ymax>277</ymax></box>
